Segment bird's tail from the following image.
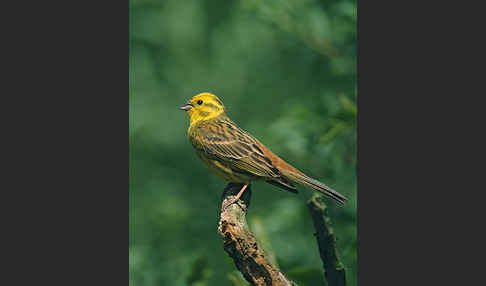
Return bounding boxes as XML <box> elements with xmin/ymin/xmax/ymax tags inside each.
<box><xmin>283</xmin><ymin>171</ymin><xmax>348</xmax><ymax>205</ymax></box>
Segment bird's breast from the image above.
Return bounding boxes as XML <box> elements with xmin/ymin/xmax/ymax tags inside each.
<box><xmin>197</xmin><ymin>153</ymin><xmax>252</xmax><ymax>183</ymax></box>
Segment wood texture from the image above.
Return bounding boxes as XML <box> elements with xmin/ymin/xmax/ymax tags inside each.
<box><xmin>307</xmin><ymin>195</ymin><xmax>346</xmax><ymax>286</ymax></box>
<box><xmin>218</xmin><ymin>183</ymin><xmax>297</xmax><ymax>286</ymax></box>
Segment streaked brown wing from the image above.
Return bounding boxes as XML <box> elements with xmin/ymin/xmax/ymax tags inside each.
<box><xmin>191</xmin><ymin>117</ymin><xmax>281</xmax><ymax>179</ymax></box>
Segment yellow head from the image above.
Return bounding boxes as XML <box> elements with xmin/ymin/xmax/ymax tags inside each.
<box><xmin>180</xmin><ymin>92</ymin><xmax>226</xmax><ymax>125</ymax></box>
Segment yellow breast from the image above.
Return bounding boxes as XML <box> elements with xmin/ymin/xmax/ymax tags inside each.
<box><xmin>196</xmin><ymin>152</ymin><xmax>252</xmax><ymax>183</ymax></box>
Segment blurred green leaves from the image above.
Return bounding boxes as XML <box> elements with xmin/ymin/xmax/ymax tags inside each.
<box><xmin>186</xmin><ymin>255</ymin><xmax>212</xmax><ymax>286</ymax></box>
<box><xmin>320</xmin><ymin>94</ymin><xmax>356</xmax><ymax>144</ymax></box>
<box><xmin>130</xmin><ymin>0</ymin><xmax>356</xmax><ymax>285</ymax></box>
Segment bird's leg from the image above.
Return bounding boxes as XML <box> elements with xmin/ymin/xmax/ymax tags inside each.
<box><xmin>223</xmin><ymin>184</ymin><xmax>249</xmax><ymax>211</ymax></box>
<box><xmin>234</xmin><ymin>184</ymin><xmax>248</xmax><ymax>202</ymax></box>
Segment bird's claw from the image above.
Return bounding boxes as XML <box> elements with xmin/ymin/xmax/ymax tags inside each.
<box><xmin>222</xmin><ymin>197</ymin><xmax>242</xmax><ymax>212</ymax></box>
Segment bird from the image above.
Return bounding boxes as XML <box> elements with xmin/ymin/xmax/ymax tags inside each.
<box><xmin>180</xmin><ymin>92</ymin><xmax>347</xmax><ymax>207</ymax></box>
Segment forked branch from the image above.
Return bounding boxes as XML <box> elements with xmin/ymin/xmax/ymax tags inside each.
<box><xmin>218</xmin><ymin>184</ymin><xmax>346</xmax><ymax>286</ymax></box>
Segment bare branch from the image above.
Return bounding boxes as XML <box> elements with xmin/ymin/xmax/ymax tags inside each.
<box><xmin>307</xmin><ymin>195</ymin><xmax>346</xmax><ymax>286</ymax></box>
<box><xmin>218</xmin><ymin>183</ymin><xmax>297</xmax><ymax>286</ymax></box>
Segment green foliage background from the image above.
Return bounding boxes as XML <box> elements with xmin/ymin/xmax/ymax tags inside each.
<box><xmin>130</xmin><ymin>0</ymin><xmax>356</xmax><ymax>285</ymax></box>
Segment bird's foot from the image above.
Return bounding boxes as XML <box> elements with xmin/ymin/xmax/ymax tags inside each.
<box><xmin>222</xmin><ymin>197</ymin><xmax>239</xmax><ymax>212</ymax></box>
<box><xmin>222</xmin><ymin>184</ymin><xmax>249</xmax><ymax>212</ymax></box>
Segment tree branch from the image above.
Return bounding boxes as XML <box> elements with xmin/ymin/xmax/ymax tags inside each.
<box><xmin>218</xmin><ymin>183</ymin><xmax>297</xmax><ymax>286</ymax></box>
<box><xmin>307</xmin><ymin>195</ymin><xmax>346</xmax><ymax>286</ymax></box>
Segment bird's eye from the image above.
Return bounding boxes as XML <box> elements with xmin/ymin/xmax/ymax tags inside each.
<box><xmin>197</xmin><ymin>100</ymin><xmax>203</xmax><ymax>105</ymax></box>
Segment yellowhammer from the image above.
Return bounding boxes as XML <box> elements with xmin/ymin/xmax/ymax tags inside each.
<box><xmin>180</xmin><ymin>92</ymin><xmax>347</xmax><ymax>205</ymax></box>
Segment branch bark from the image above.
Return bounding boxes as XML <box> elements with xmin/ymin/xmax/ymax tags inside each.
<box><xmin>307</xmin><ymin>195</ymin><xmax>346</xmax><ymax>286</ymax></box>
<box><xmin>218</xmin><ymin>183</ymin><xmax>297</xmax><ymax>286</ymax></box>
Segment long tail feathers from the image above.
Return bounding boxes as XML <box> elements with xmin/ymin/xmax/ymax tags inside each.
<box><xmin>285</xmin><ymin>172</ymin><xmax>348</xmax><ymax>205</ymax></box>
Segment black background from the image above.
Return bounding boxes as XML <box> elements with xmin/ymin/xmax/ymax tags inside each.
<box><xmin>1</xmin><ymin>0</ymin><xmax>483</xmax><ymax>285</ymax></box>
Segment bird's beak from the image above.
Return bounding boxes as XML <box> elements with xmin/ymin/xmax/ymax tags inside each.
<box><xmin>179</xmin><ymin>102</ymin><xmax>193</xmax><ymax>111</ymax></box>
